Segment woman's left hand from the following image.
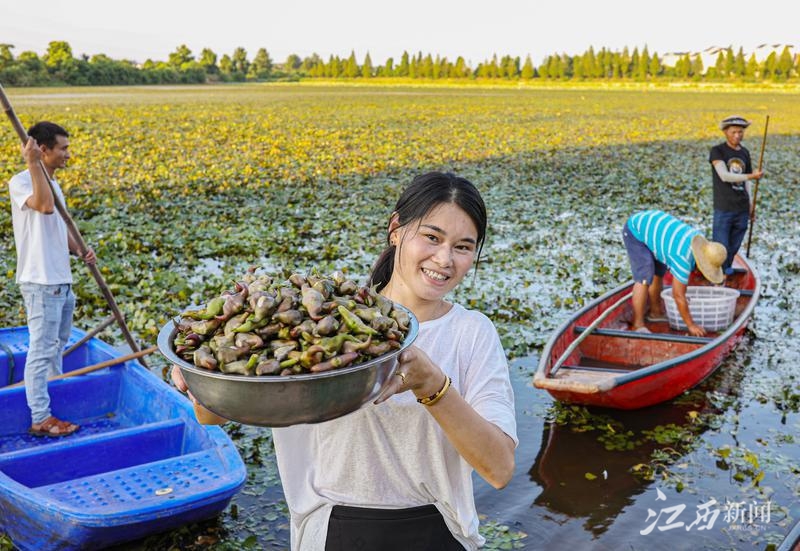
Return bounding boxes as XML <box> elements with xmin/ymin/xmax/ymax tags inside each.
<box><xmin>373</xmin><ymin>345</ymin><xmax>442</xmax><ymax>404</ymax></box>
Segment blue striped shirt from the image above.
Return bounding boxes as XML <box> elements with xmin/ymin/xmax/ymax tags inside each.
<box><xmin>627</xmin><ymin>210</ymin><xmax>698</xmax><ymax>285</ymax></box>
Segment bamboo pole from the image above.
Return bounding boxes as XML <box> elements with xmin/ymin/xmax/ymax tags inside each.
<box><xmin>745</xmin><ymin>115</ymin><xmax>769</xmax><ymax>257</ymax></box>
<box><xmin>6</xmin><ymin>346</ymin><xmax>158</xmax><ymax>389</ymax></box>
<box><xmin>0</xmin><ymin>83</ymin><xmax>146</xmax><ymax>365</ymax></box>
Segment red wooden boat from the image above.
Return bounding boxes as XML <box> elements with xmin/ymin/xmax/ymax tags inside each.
<box><xmin>533</xmin><ymin>254</ymin><xmax>759</xmax><ymax>409</ymax></box>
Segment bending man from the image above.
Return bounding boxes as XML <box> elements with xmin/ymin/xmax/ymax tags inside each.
<box><xmin>622</xmin><ymin>210</ymin><xmax>726</xmax><ymax>337</ymax></box>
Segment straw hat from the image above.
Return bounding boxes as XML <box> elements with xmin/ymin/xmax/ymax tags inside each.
<box><xmin>720</xmin><ymin>115</ymin><xmax>751</xmax><ymax>130</ymax></box>
<box><xmin>691</xmin><ymin>235</ymin><xmax>727</xmax><ymax>284</ymax></box>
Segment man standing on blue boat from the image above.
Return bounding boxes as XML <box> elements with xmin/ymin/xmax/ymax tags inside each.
<box><xmin>622</xmin><ymin>210</ymin><xmax>726</xmax><ymax>337</ymax></box>
<box><xmin>8</xmin><ymin>121</ymin><xmax>95</xmax><ymax>437</ymax></box>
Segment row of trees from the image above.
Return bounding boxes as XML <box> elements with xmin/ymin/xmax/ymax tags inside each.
<box><xmin>539</xmin><ymin>45</ymin><xmax>797</xmax><ymax>81</ymax></box>
<box><xmin>1</xmin><ymin>42</ymin><xmax>797</xmax><ymax>87</ymax></box>
<box><xmin>0</xmin><ymin>42</ymin><xmax>274</xmax><ymax>86</ymax></box>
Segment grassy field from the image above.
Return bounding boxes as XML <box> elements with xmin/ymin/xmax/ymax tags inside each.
<box><xmin>1</xmin><ymin>83</ymin><xmax>798</xmax><ymax>549</ymax></box>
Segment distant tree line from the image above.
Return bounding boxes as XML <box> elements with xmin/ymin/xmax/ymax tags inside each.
<box><xmin>537</xmin><ymin>45</ymin><xmax>797</xmax><ymax>81</ymax></box>
<box><xmin>0</xmin><ymin>41</ymin><xmax>274</xmax><ymax>86</ymax></box>
<box><xmin>1</xmin><ymin>41</ymin><xmax>798</xmax><ymax>86</ymax></box>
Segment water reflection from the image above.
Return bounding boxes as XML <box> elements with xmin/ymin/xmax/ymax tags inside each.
<box><xmin>529</xmin><ymin>399</ymin><xmax>709</xmax><ymax>537</ymax></box>
<box><xmin>527</xmin><ymin>343</ymin><xmax>747</xmax><ymax>536</ymax></box>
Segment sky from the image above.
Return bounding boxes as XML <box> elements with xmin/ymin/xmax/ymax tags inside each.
<box><xmin>1</xmin><ymin>0</ymin><xmax>798</xmax><ymax>67</ymax></box>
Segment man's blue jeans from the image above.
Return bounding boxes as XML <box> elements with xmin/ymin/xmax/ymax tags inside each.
<box><xmin>19</xmin><ymin>282</ymin><xmax>75</xmax><ymax>424</ymax></box>
<box><xmin>712</xmin><ymin>210</ymin><xmax>750</xmax><ymax>275</ymax></box>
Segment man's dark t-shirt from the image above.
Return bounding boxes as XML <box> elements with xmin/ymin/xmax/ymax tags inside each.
<box><xmin>709</xmin><ymin>142</ymin><xmax>752</xmax><ymax>212</ymax></box>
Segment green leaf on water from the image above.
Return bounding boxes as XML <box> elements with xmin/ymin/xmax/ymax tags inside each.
<box><xmin>716</xmin><ymin>446</ymin><xmax>732</xmax><ymax>458</ymax></box>
<box><xmin>744</xmin><ymin>452</ymin><xmax>760</xmax><ymax>469</ymax></box>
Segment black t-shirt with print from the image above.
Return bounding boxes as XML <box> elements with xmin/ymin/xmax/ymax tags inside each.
<box><xmin>709</xmin><ymin>142</ymin><xmax>752</xmax><ymax>212</ymax></box>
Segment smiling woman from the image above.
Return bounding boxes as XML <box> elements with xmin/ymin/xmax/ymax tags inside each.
<box><xmin>260</xmin><ymin>172</ymin><xmax>518</xmax><ymax>551</ymax></box>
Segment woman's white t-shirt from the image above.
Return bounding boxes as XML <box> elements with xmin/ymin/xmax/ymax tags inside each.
<box><xmin>272</xmin><ymin>303</ymin><xmax>518</xmax><ymax>551</ymax></box>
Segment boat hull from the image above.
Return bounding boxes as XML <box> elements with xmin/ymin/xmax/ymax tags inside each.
<box><xmin>534</xmin><ymin>255</ymin><xmax>759</xmax><ymax>409</ymax></box>
<box><xmin>539</xmin><ymin>329</ymin><xmax>746</xmax><ymax>409</ymax></box>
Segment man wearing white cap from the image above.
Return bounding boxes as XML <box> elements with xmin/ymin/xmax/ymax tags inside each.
<box><xmin>709</xmin><ymin>115</ymin><xmax>764</xmax><ymax>275</ymax></box>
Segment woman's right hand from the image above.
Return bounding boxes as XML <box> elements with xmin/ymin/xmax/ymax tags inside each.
<box><xmin>171</xmin><ymin>365</ymin><xmax>228</xmax><ymax>424</ymax></box>
<box><xmin>170</xmin><ymin>364</ymin><xmax>189</xmax><ymax>394</ymax></box>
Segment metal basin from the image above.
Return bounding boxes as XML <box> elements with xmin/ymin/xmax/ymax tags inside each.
<box><xmin>157</xmin><ymin>307</ymin><xmax>418</xmax><ymax>427</ymax></box>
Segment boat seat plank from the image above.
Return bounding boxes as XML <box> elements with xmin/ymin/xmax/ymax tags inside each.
<box><xmin>32</xmin><ymin>449</ymin><xmax>239</xmax><ymax>514</ymax></box>
<box><xmin>0</xmin><ymin>418</ymin><xmax>184</xmax><ymax>461</ymax></box>
<box><xmin>0</xmin><ymin>419</ymin><xmax>188</xmax><ymax>487</ymax></box>
<box><xmin>549</xmin><ymin>367</ymin><xmax>617</xmax><ymax>385</ymax></box>
<box><xmin>559</xmin><ymin>364</ymin><xmax>633</xmax><ymax>374</ymax></box>
<box><xmin>0</xmin><ymin>412</ymin><xmax>128</xmax><ymax>456</ymax></box>
<box><xmin>573</xmin><ymin>326</ymin><xmax>712</xmax><ymax>344</ymax></box>
<box><xmin>663</xmin><ymin>285</ymin><xmax>753</xmax><ymax>297</ymax></box>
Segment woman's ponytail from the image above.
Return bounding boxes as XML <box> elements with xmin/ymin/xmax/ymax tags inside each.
<box><xmin>369</xmin><ymin>244</ymin><xmax>396</xmax><ymax>292</ymax></box>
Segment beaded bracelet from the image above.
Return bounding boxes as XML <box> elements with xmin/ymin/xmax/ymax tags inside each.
<box><xmin>417</xmin><ymin>376</ymin><xmax>451</xmax><ymax>406</ymax></box>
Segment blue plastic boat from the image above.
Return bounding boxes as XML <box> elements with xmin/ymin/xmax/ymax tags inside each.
<box><xmin>0</xmin><ymin>326</ymin><xmax>247</xmax><ymax>550</ymax></box>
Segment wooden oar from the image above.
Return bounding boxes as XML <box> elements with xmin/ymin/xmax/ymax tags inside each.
<box><xmin>0</xmin><ymin>83</ymin><xmax>146</xmax><ymax>366</ymax></box>
<box><xmin>550</xmin><ymin>292</ymin><xmax>633</xmax><ymax>376</ymax></box>
<box><xmin>63</xmin><ymin>314</ymin><xmax>116</xmax><ymax>358</ymax></box>
<box><xmin>745</xmin><ymin>115</ymin><xmax>769</xmax><ymax>257</ymax></box>
<box><xmin>5</xmin><ymin>346</ymin><xmax>158</xmax><ymax>389</ymax></box>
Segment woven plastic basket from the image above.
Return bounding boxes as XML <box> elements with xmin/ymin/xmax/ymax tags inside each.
<box><xmin>661</xmin><ymin>286</ymin><xmax>739</xmax><ymax>331</ymax></box>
